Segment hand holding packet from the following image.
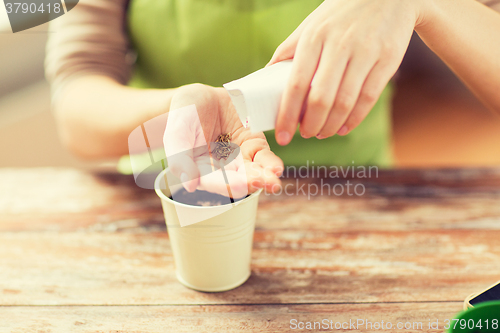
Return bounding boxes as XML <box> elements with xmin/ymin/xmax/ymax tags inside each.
<box><xmin>223</xmin><ymin>60</ymin><xmax>293</xmax><ymax>133</ymax></box>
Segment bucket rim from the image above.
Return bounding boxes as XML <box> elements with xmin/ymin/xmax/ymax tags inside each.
<box><xmin>154</xmin><ymin>168</ymin><xmax>262</xmax><ymax>210</ymax></box>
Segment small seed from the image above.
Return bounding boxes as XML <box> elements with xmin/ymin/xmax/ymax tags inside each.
<box><xmin>211</xmin><ymin>133</ymin><xmax>235</xmax><ymax>161</ymax></box>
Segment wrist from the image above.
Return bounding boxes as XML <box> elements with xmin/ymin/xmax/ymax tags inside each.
<box><xmin>142</xmin><ymin>87</ymin><xmax>177</xmax><ymax>121</ymax></box>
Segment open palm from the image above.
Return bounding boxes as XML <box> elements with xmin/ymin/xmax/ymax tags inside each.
<box><xmin>164</xmin><ymin>84</ymin><xmax>283</xmax><ymax>198</ymax></box>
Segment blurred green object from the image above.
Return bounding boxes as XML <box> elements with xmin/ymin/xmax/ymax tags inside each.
<box><xmin>126</xmin><ymin>0</ymin><xmax>393</xmax><ymax>168</ymax></box>
<box><xmin>449</xmin><ymin>301</ymin><xmax>500</xmax><ymax>333</ymax></box>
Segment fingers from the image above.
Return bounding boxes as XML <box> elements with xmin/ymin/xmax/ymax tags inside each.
<box><xmin>200</xmin><ymin>161</ymin><xmax>281</xmax><ymax>198</ymax></box>
<box><xmin>196</xmin><ymin>149</ymin><xmax>247</xmax><ymax>198</ymax></box>
<box><xmin>197</xmin><ymin>159</ymin><xmax>280</xmax><ymax>198</ymax></box>
<box><xmin>197</xmin><ymin>168</ymin><xmax>245</xmax><ymax>198</ymax></box>
<box><xmin>253</xmin><ymin>149</ymin><xmax>284</xmax><ymax>176</ymax></box>
<box><xmin>299</xmin><ymin>43</ymin><xmax>349</xmax><ymax>138</ymax></box>
<box><xmin>197</xmin><ymin>143</ymin><xmax>283</xmax><ymax>198</ymax></box>
<box><xmin>246</xmin><ymin>161</ymin><xmax>282</xmax><ymax>194</ymax></box>
<box><xmin>238</xmin><ymin>136</ymin><xmax>284</xmax><ymax>176</ymax></box>
<box><xmin>239</xmin><ymin>138</ymin><xmax>283</xmax><ymax>193</ymax></box>
<box><xmin>188</xmin><ymin>148</ymin><xmax>284</xmax><ymax>197</ymax></box>
<box><xmin>316</xmin><ymin>55</ymin><xmax>377</xmax><ymax>139</ymax></box>
<box><xmin>275</xmin><ymin>28</ymin><xmax>322</xmax><ymax>146</ymax></box>
<box><xmin>214</xmin><ymin>151</ymin><xmax>249</xmax><ymax>199</ymax></box>
<box><xmin>339</xmin><ymin>61</ymin><xmax>399</xmax><ymax>135</ymax></box>
<box><xmin>248</xmin><ymin>149</ymin><xmax>283</xmax><ymax>194</ymax></box>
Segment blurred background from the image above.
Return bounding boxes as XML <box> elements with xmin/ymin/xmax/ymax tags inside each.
<box><xmin>1</xmin><ymin>11</ymin><xmax>500</xmax><ymax>169</ymax></box>
<box><xmin>0</xmin><ymin>17</ymin><xmax>110</xmax><ymax>170</ymax></box>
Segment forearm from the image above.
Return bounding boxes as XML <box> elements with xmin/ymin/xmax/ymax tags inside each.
<box><xmin>54</xmin><ymin>75</ymin><xmax>176</xmax><ymax>159</ymax></box>
<box><xmin>415</xmin><ymin>0</ymin><xmax>500</xmax><ymax>111</ymax></box>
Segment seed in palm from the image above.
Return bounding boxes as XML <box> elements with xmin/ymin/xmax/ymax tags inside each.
<box><xmin>211</xmin><ymin>133</ymin><xmax>235</xmax><ymax>161</ymax></box>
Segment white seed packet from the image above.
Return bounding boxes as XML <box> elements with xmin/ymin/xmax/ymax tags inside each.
<box><xmin>223</xmin><ymin>60</ymin><xmax>293</xmax><ymax>133</ymax></box>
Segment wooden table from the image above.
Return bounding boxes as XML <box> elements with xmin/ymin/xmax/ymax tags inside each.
<box><xmin>1</xmin><ymin>168</ymin><xmax>500</xmax><ymax>332</ymax></box>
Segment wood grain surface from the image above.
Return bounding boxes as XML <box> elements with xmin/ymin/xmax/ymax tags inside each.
<box><xmin>1</xmin><ymin>168</ymin><xmax>500</xmax><ymax>332</ymax></box>
<box><xmin>0</xmin><ymin>303</ymin><xmax>462</xmax><ymax>333</ymax></box>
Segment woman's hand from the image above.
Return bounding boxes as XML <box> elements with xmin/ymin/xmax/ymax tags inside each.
<box><xmin>164</xmin><ymin>84</ymin><xmax>283</xmax><ymax>198</ymax></box>
<box><xmin>268</xmin><ymin>0</ymin><xmax>424</xmax><ymax>145</ymax></box>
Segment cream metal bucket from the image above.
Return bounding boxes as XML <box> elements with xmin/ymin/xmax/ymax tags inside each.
<box><xmin>154</xmin><ymin>168</ymin><xmax>262</xmax><ymax>292</ymax></box>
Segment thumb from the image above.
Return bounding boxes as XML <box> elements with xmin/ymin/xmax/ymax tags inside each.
<box><xmin>164</xmin><ymin>104</ymin><xmax>207</xmax><ymax>192</ymax></box>
<box><xmin>266</xmin><ymin>35</ymin><xmax>298</xmax><ymax>67</ymax></box>
<box><xmin>166</xmin><ymin>150</ymin><xmax>203</xmax><ymax>193</ymax></box>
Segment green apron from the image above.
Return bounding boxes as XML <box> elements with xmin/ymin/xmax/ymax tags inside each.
<box><xmin>126</xmin><ymin>0</ymin><xmax>393</xmax><ymax>167</ymax></box>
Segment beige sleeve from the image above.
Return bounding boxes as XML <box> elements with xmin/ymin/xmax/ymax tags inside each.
<box><xmin>45</xmin><ymin>0</ymin><xmax>132</xmax><ymax>101</ymax></box>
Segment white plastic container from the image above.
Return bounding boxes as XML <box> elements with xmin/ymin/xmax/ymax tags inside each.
<box><xmin>154</xmin><ymin>168</ymin><xmax>262</xmax><ymax>292</ymax></box>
